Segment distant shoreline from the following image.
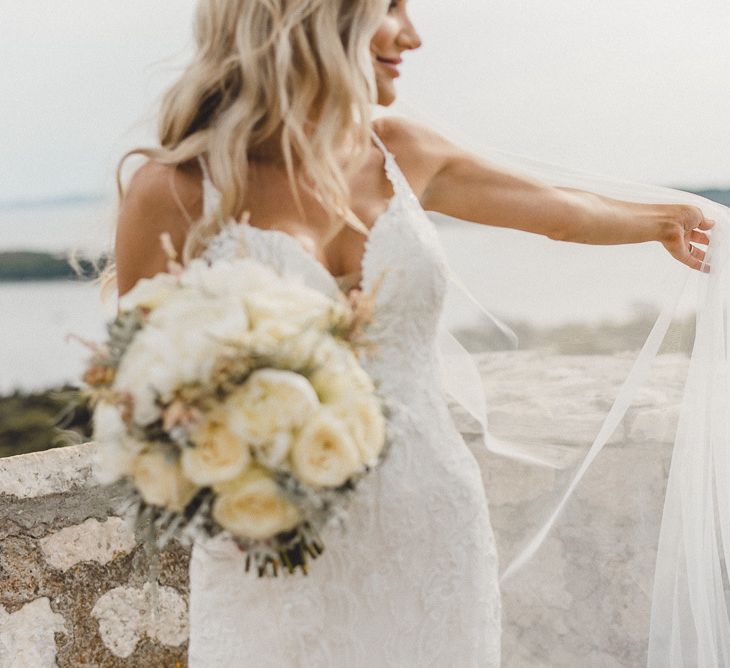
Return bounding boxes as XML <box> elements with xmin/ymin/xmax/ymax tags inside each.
<box><xmin>0</xmin><ymin>251</ymin><xmax>108</xmax><ymax>282</ymax></box>
<box><xmin>0</xmin><ymin>193</ymin><xmax>106</xmax><ymax>212</ymax></box>
<box><xmin>1</xmin><ymin>187</ymin><xmax>727</xmax><ymax>282</ymax></box>
<box><xmin>688</xmin><ymin>188</ymin><xmax>730</xmax><ymax>207</ymax></box>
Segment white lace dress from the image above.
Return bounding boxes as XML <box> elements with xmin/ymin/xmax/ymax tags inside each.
<box><xmin>187</xmin><ymin>131</ymin><xmax>502</xmax><ymax>667</ymax></box>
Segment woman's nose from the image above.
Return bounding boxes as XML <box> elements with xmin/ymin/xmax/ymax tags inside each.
<box><xmin>397</xmin><ymin>21</ymin><xmax>422</xmax><ymax>51</ymax></box>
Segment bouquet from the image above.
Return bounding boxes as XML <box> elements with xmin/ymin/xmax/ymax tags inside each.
<box><xmin>79</xmin><ymin>236</ymin><xmax>395</xmax><ymax>577</ymax></box>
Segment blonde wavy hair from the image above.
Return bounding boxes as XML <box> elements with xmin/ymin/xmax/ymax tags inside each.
<box><xmin>93</xmin><ymin>0</ymin><xmax>389</xmax><ymax>302</ymax></box>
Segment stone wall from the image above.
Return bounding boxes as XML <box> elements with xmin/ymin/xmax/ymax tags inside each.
<box><xmin>461</xmin><ymin>350</ymin><xmax>686</xmax><ymax>668</ymax></box>
<box><xmin>0</xmin><ymin>350</ymin><xmax>687</xmax><ymax>667</ymax></box>
<box><xmin>0</xmin><ymin>445</ymin><xmax>190</xmax><ymax>667</ymax></box>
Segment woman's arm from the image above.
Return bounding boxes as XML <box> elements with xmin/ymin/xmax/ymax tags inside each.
<box><xmin>378</xmin><ymin>116</ymin><xmax>714</xmax><ymax>272</ymax></box>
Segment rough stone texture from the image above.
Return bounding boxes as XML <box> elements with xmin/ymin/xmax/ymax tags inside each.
<box><xmin>0</xmin><ymin>598</ymin><xmax>68</xmax><ymax>667</ymax></box>
<box><xmin>39</xmin><ymin>518</ymin><xmax>137</xmax><ymax>572</ymax></box>
<box><xmin>91</xmin><ymin>583</ymin><xmax>188</xmax><ymax>659</ymax></box>
<box><xmin>0</xmin><ymin>445</ymin><xmax>96</xmax><ymax>499</ymax></box>
<box><xmin>0</xmin><ymin>349</ymin><xmax>688</xmax><ymax>666</ymax></box>
<box><xmin>0</xmin><ymin>446</ymin><xmax>190</xmax><ymax>667</ymax></box>
<box><xmin>450</xmin><ymin>349</ymin><xmax>688</xmax><ymax>668</ymax></box>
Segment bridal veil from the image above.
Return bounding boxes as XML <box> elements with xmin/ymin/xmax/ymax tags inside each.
<box><xmin>382</xmin><ymin>100</ymin><xmax>730</xmax><ymax>665</ymax></box>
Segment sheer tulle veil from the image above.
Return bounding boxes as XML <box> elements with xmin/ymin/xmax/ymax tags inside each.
<box><xmin>376</xmin><ymin>99</ymin><xmax>730</xmax><ymax>664</ymax></box>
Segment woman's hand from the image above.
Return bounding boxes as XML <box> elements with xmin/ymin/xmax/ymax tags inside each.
<box><xmin>656</xmin><ymin>204</ymin><xmax>714</xmax><ymax>273</ymax></box>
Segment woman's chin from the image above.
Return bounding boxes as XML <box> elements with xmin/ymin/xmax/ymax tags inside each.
<box><xmin>376</xmin><ymin>87</ymin><xmax>396</xmax><ymax>107</ymax></box>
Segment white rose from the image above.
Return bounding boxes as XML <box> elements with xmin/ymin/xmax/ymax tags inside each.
<box><xmin>118</xmin><ymin>272</ymin><xmax>178</xmax><ymax>312</ymax></box>
<box><xmin>114</xmin><ymin>295</ymin><xmax>249</xmax><ymax>425</ymax></box>
<box><xmin>92</xmin><ymin>401</ymin><xmax>127</xmax><ymax>443</ymax></box>
<box><xmin>148</xmin><ymin>290</ymin><xmax>249</xmax><ymax>348</ymax></box>
<box><xmin>244</xmin><ymin>283</ymin><xmax>342</xmax><ymax>339</ymax></box>
<box><xmin>131</xmin><ymin>446</ymin><xmax>199</xmax><ymax>512</ymax></box>
<box><xmin>91</xmin><ymin>441</ymin><xmax>136</xmax><ymax>485</ymax></box>
<box><xmin>112</xmin><ymin>327</ymin><xmax>180</xmax><ymax>426</ymax></box>
<box><xmin>212</xmin><ymin>466</ymin><xmax>301</xmax><ymax>540</ymax></box>
<box><xmin>177</xmin><ymin>258</ymin><xmax>214</xmax><ymax>291</ymax></box>
<box><xmin>308</xmin><ymin>337</ymin><xmax>375</xmax><ymax>403</ymax></box>
<box><xmin>180</xmin><ymin>257</ymin><xmax>280</xmax><ymax>298</ymax></box>
<box><xmin>181</xmin><ymin>408</ymin><xmax>251</xmax><ymax>486</ymax></box>
<box><xmin>329</xmin><ymin>396</ymin><xmax>386</xmax><ymax>468</ymax></box>
<box><xmin>225</xmin><ymin>368</ymin><xmax>319</xmax><ymax>447</ymax></box>
<box><xmin>289</xmin><ymin>407</ymin><xmax>363</xmax><ymax>488</ymax></box>
<box><xmin>91</xmin><ymin>401</ymin><xmax>146</xmax><ymax>483</ymax></box>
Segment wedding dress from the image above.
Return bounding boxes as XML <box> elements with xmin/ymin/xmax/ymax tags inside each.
<box><xmin>186</xmin><ymin>129</ymin><xmax>502</xmax><ymax>666</ymax></box>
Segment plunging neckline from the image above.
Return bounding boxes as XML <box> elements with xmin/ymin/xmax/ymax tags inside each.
<box><xmin>241</xmin><ymin>189</ymin><xmax>400</xmax><ymax>298</ymax></box>
<box><xmin>200</xmin><ymin>128</ymin><xmax>404</xmax><ymax>298</ymax></box>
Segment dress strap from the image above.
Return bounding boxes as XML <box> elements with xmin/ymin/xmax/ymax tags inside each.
<box><xmin>370</xmin><ymin>126</ymin><xmax>418</xmax><ymax>207</ymax></box>
<box><xmin>197</xmin><ymin>155</ymin><xmax>220</xmax><ymax>218</ymax></box>
<box><xmin>370</xmin><ymin>126</ymin><xmax>391</xmax><ymax>160</ymax></box>
<box><xmin>370</xmin><ymin>127</ymin><xmax>401</xmax><ymax>193</ymax></box>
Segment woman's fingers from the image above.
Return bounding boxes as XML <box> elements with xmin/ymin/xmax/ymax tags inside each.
<box><xmin>663</xmin><ymin>207</ymin><xmax>715</xmax><ymax>272</ymax></box>
<box><xmin>688</xmin><ymin>244</ymin><xmax>706</xmax><ymax>262</ymax></box>
<box><xmin>685</xmin><ymin>243</ymin><xmax>710</xmax><ymax>273</ymax></box>
<box><xmin>673</xmin><ymin>240</ymin><xmax>710</xmax><ymax>273</ymax></box>
<box><xmin>689</xmin><ymin>230</ymin><xmax>711</xmax><ymax>246</ymax></box>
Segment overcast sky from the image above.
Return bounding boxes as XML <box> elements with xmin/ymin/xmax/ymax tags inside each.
<box><xmin>2</xmin><ymin>0</ymin><xmax>729</xmax><ymax>204</ymax></box>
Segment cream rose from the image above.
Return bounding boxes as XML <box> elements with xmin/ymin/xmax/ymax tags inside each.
<box><xmin>244</xmin><ymin>283</ymin><xmax>344</xmax><ymax>340</ymax></box>
<box><xmin>212</xmin><ymin>466</ymin><xmax>301</xmax><ymax>540</ymax></box>
<box><xmin>131</xmin><ymin>446</ymin><xmax>198</xmax><ymax>512</ymax></box>
<box><xmin>308</xmin><ymin>337</ymin><xmax>375</xmax><ymax>403</ymax></box>
<box><xmin>225</xmin><ymin>368</ymin><xmax>320</xmax><ymax>448</ymax></box>
<box><xmin>181</xmin><ymin>408</ymin><xmax>251</xmax><ymax>486</ymax></box>
<box><xmin>250</xmin><ymin>431</ymin><xmax>292</xmax><ymax>470</ymax></box>
<box><xmin>329</xmin><ymin>396</ymin><xmax>386</xmax><ymax>468</ymax></box>
<box><xmin>289</xmin><ymin>408</ymin><xmax>363</xmax><ymax>488</ymax></box>
<box><xmin>265</xmin><ymin>328</ymin><xmax>330</xmax><ymax>371</ymax></box>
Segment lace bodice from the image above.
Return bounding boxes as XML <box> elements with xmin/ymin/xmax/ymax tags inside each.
<box><xmin>187</xmin><ymin>129</ymin><xmax>501</xmax><ymax>667</ymax></box>
<box><xmin>200</xmin><ymin>131</ymin><xmax>453</xmax><ymax>390</ymax></box>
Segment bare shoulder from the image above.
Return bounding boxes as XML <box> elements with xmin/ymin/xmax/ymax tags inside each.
<box><xmin>373</xmin><ymin>115</ymin><xmax>456</xmax><ymax>154</ymax></box>
<box><xmin>115</xmin><ymin>158</ymin><xmax>203</xmax><ymax>298</ymax></box>
<box><xmin>372</xmin><ymin>115</ymin><xmax>461</xmax><ymax>197</ymax></box>
<box><xmin>121</xmin><ymin>158</ymin><xmax>203</xmax><ymax>223</ymax></box>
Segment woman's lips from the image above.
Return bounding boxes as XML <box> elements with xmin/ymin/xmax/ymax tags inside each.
<box><xmin>376</xmin><ymin>56</ymin><xmax>401</xmax><ymax>77</ymax></box>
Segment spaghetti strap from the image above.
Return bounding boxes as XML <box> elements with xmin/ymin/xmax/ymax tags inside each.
<box><xmin>370</xmin><ymin>127</ymin><xmax>402</xmax><ymax>197</ymax></box>
<box><xmin>370</xmin><ymin>126</ymin><xmax>391</xmax><ymax>158</ymax></box>
<box><xmin>197</xmin><ymin>155</ymin><xmax>211</xmax><ymax>181</ymax></box>
<box><xmin>197</xmin><ymin>155</ymin><xmax>220</xmax><ymax>218</ymax></box>
<box><xmin>370</xmin><ymin>126</ymin><xmax>419</xmax><ymax>208</ymax></box>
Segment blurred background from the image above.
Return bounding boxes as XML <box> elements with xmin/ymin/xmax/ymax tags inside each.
<box><xmin>2</xmin><ymin>0</ymin><xmax>728</xmax><ymax>454</ymax></box>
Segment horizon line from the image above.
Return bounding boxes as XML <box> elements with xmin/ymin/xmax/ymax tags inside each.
<box><xmin>0</xmin><ymin>193</ymin><xmax>107</xmax><ymax>212</ymax></box>
<box><xmin>2</xmin><ymin>185</ymin><xmax>730</xmax><ymax>212</ymax></box>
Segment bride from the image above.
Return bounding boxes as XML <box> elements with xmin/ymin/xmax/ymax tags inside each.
<box><xmin>107</xmin><ymin>0</ymin><xmax>714</xmax><ymax>665</ymax></box>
